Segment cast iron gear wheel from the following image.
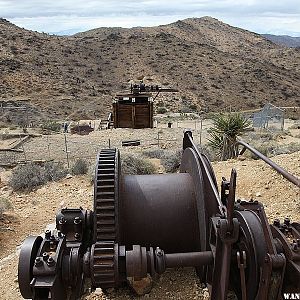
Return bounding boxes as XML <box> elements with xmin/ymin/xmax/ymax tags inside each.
<box><xmin>90</xmin><ymin>241</ymin><xmax>119</xmax><ymax>288</ymax></box>
<box><xmin>91</xmin><ymin>148</ymin><xmax>120</xmax><ymax>288</ymax></box>
<box><xmin>93</xmin><ymin>148</ymin><xmax>119</xmax><ymax>242</ymax></box>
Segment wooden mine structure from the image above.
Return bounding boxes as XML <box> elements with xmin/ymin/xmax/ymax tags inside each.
<box><xmin>113</xmin><ymin>83</ymin><xmax>177</xmax><ymax>129</ymax></box>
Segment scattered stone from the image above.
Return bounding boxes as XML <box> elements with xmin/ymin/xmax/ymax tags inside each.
<box><xmin>94</xmin><ymin>288</ymin><xmax>104</xmax><ymax>296</ymax></box>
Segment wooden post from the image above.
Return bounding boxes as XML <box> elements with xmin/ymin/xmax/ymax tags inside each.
<box><xmin>47</xmin><ymin>136</ymin><xmax>51</xmax><ymax>160</ymax></box>
<box><xmin>19</xmin><ymin>134</ymin><xmax>27</xmax><ymax>162</ymax></box>
<box><xmin>199</xmin><ymin>118</ymin><xmax>203</xmax><ymax>146</ymax></box>
<box><xmin>64</xmin><ymin>134</ymin><xmax>70</xmax><ymax>169</ymax></box>
<box><xmin>132</xmin><ymin>101</ymin><xmax>136</xmax><ymax>128</ymax></box>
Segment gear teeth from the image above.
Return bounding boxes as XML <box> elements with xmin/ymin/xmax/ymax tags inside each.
<box><xmin>91</xmin><ymin>242</ymin><xmax>116</xmax><ymax>288</ymax></box>
<box><xmin>94</xmin><ymin>149</ymin><xmax>117</xmax><ymax>241</ymax></box>
<box><xmin>92</xmin><ymin>149</ymin><xmax>118</xmax><ymax>289</ymax></box>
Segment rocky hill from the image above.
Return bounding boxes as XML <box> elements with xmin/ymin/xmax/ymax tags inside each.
<box><xmin>0</xmin><ymin>17</ymin><xmax>300</xmax><ymax>122</ymax></box>
<box><xmin>262</xmin><ymin>34</ymin><xmax>300</xmax><ymax>48</ymax></box>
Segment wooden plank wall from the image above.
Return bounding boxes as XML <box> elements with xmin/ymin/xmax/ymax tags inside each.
<box><xmin>113</xmin><ymin>102</ymin><xmax>153</xmax><ymax>128</ymax></box>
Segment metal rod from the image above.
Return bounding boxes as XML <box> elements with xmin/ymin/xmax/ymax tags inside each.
<box><xmin>165</xmin><ymin>251</ymin><xmax>213</xmax><ymax>268</ymax></box>
<box><xmin>237</xmin><ymin>139</ymin><xmax>300</xmax><ymax>187</ymax></box>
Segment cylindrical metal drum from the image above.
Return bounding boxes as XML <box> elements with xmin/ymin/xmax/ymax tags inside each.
<box><xmin>119</xmin><ymin>173</ymin><xmax>201</xmax><ymax>253</ymax></box>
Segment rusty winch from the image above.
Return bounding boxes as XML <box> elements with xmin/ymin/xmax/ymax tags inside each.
<box><xmin>18</xmin><ymin>131</ymin><xmax>300</xmax><ymax>299</ymax></box>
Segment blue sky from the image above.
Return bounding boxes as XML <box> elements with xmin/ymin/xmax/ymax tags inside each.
<box><xmin>1</xmin><ymin>0</ymin><xmax>300</xmax><ymax>36</ymax></box>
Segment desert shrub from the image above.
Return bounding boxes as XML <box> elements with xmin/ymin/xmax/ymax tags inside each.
<box><xmin>245</xmin><ymin>142</ymin><xmax>300</xmax><ymax>159</ymax></box>
<box><xmin>9</xmin><ymin>163</ymin><xmax>47</xmax><ymax>191</ymax></box>
<box><xmin>189</xmin><ymin>104</ymin><xmax>198</xmax><ymax>111</ymax></box>
<box><xmin>40</xmin><ymin>121</ymin><xmax>61</xmax><ymax>133</ymax></box>
<box><xmin>0</xmin><ymin>197</ymin><xmax>12</xmax><ymax>217</ymax></box>
<box><xmin>122</xmin><ymin>154</ymin><xmax>156</xmax><ymax>175</ymax></box>
<box><xmin>143</xmin><ymin>149</ymin><xmax>165</xmax><ymax>159</ymax></box>
<box><xmin>247</xmin><ymin>144</ymin><xmax>275</xmax><ymax>160</ymax></box>
<box><xmin>271</xmin><ymin>143</ymin><xmax>300</xmax><ymax>156</ymax></box>
<box><xmin>71</xmin><ymin>159</ymin><xmax>89</xmax><ymax>175</ymax></box>
<box><xmin>208</xmin><ymin>113</ymin><xmax>251</xmax><ymax>160</ymax></box>
<box><xmin>9</xmin><ymin>162</ymin><xmax>68</xmax><ymax>191</ymax></box>
<box><xmin>44</xmin><ymin>161</ymin><xmax>68</xmax><ymax>181</ymax></box>
<box><xmin>157</xmin><ymin>107</ymin><xmax>167</xmax><ymax>114</ymax></box>
<box><xmin>161</xmin><ymin>149</ymin><xmax>182</xmax><ymax>173</ymax></box>
<box><xmin>197</xmin><ymin>144</ymin><xmax>218</xmax><ymax>162</ymax></box>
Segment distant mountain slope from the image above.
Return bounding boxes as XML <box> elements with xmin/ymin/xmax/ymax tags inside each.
<box><xmin>0</xmin><ymin>17</ymin><xmax>299</xmax><ymax>122</ymax></box>
<box><xmin>262</xmin><ymin>34</ymin><xmax>300</xmax><ymax>48</ymax></box>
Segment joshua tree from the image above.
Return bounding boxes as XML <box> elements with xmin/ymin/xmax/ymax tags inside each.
<box><xmin>208</xmin><ymin>113</ymin><xmax>251</xmax><ymax>160</ymax></box>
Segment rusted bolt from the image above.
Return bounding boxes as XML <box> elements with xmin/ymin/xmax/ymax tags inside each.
<box><xmin>35</xmin><ymin>257</ymin><xmax>43</xmax><ymax>267</ymax></box>
<box><xmin>284</xmin><ymin>218</ymin><xmax>290</xmax><ymax>226</ymax></box>
<box><xmin>273</xmin><ymin>219</ymin><xmax>280</xmax><ymax>227</ymax></box>
<box><xmin>292</xmin><ymin>243</ymin><xmax>298</xmax><ymax>252</ymax></box>
<box><xmin>50</xmin><ymin>241</ymin><xmax>56</xmax><ymax>250</ymax></box>
<box><xmin>42</xmin><ymin>252</ymin><xmax>49</xmax><ymax>261</ymax></box>
<box><xmin>59</xmin><ymin>217</ymin><xmax>66</xmax><ymax>225</ymax></box>
<box><xmin>45</xmin><ymin>230</ymin><xmax>51</xmax><ymax>238</ymax></box>
<box><xmin>74</xmin><ymin>217</ymin><xmax>82</xmax><ymax>225</ymax></box>
<box><xmin>264</xmin><ymin>257</ymin><xmax>269</xmax><ymax>263</ymax></box>
<box><xmin>156</xmin><ymin>248</ymin><xmax>163</xmax><ymax>257</ymax></box>
<box><xmin>47</xmin><ymin>257</ymin><xmax>55</xmax><ymax>267</ymax></box>
<box><xmin>74</xmin><ymin>233</ymin><xmax>80</xmax><ymax>240</ymax></box>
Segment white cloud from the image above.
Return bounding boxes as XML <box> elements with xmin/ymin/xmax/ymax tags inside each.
<box><xmin>1</xmin><ymin>0</ymin><xmax>300</xmax><ymax>35</ymax></box>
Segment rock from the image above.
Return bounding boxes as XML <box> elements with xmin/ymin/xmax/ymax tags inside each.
<box><xmin>127</xmin><ymin>275</ymin><xmax>152</xmax><ymax>295</ymax></box>
<box><xmin>94</xmin><ymin>288</ymin><xmax>104</xmax><ymax>296</ymax></box>
<box><xmin>255</xmin><ymin>192</ymin><xmax>262</xmax><ymax>197</ymax></box>
<box><xmin>66</xmin><ymin>174</ymin><xmax>73</xmax><ymax>179</ymax></box>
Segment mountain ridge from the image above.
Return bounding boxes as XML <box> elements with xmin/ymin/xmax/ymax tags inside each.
<box><xmin>0</xmin><ymin>17</ymin><xmax>299</xmax><ymax>122</ymax></box>
<box><xmin>262</xmin><ymin>34</ymin><xmax>300</xmax><ymax>48</ymax></box>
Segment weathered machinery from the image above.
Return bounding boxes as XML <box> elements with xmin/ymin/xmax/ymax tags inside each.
<box><xmin>18</xmin><ymin>131</ymin><xmax>300</xmax><ymax>299</ymax></box>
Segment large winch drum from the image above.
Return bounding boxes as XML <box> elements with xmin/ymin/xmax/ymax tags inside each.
<box><xmin>120</xmin><ymin>173</ymin><xmax>201</xmax><ymax>253</ymax></box>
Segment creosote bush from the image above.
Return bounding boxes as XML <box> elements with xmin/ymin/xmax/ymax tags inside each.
<box><xmin>247</xmin><ymin>142</ymin><xmax>300</xmax><ymax>159</ymax></box>
<box><xmin>0</xmin><ymin>197</ymin><xmax>12</xmax><ymax>217</ymax></box>
<box><xmin>161</xmin><ymin>149</ymin><xmax>182</xmax><ymax>173</ymax></box>
<box><xmin>157</xmin><ymin>107</ymin><xmax>167</xmax><ymax>114</ymax></box>
<box><xmin>9</xmin><ymin>162</ymin><xmax>67</xmax><ymax>191</ymax></box>
<box><xmin>71</xmin><ymin>159</ymin><xmax>89</xmax><ymax>175</ymax></box>
<box><xmin>40</xmin><ymin>121</ymin><xmax>61</xmax><ymax>133</ymax></box>
<box><xmin>44</xmin><ymin>161</ymin><xmax>68</xmax><ymax>181</ymax></box>
<box><xmin>122</xmin><ymin>154</ymin><xmax>156</xmax><ymax>175</ymax></box>
<box><xmin>142</xmin><ymin>149</ymin><xmax>165</xmax><ymax>159</ymax></box>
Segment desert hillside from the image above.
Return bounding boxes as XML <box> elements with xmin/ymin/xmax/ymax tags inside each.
<box><xmin>0</xmin><ymin>16</ymin><xmax>300</xmax><ymax>121</ymax></box>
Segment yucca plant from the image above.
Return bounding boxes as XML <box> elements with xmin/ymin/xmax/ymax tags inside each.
<box><xmin>208</xmin><ymin>113</ymin><xmax>251</xmax><ymax>160</ymax></box>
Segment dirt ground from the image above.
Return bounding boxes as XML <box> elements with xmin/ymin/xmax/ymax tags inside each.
<box><xmin>0</xmin><ymin>118</ymin><xmax>300</xmax><ymax>300</ymax></box>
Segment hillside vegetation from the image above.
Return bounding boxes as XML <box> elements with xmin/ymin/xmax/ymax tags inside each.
<box><xmin>0</xmin><ymin>17</ymin><xmax>300</xmax><ymax>122</ymax></box>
